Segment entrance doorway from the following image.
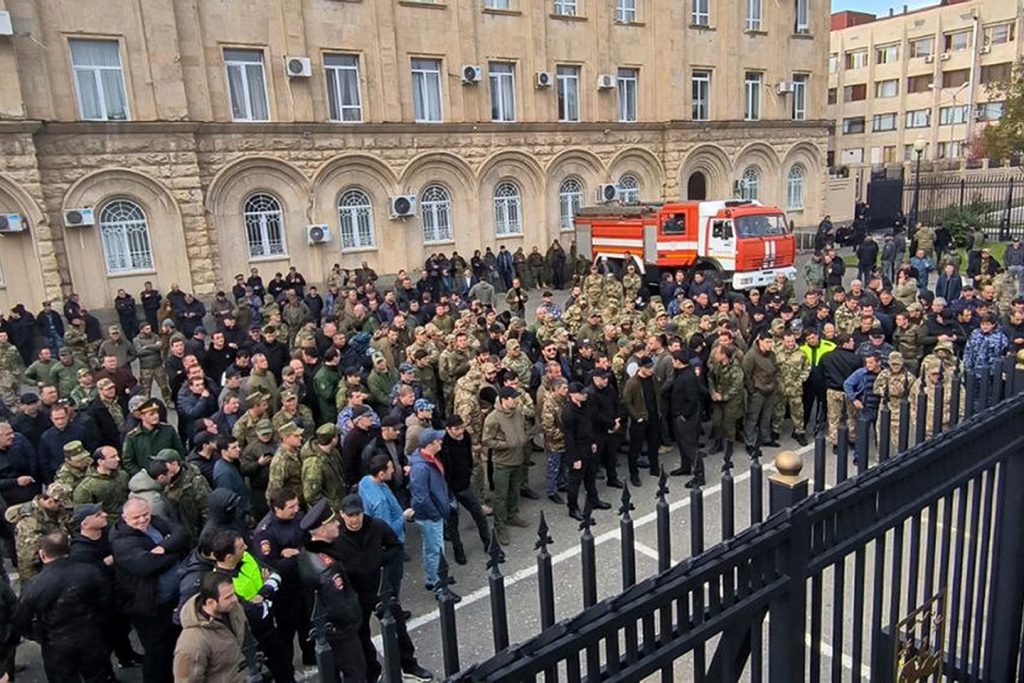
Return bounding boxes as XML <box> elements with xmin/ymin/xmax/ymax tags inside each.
<box><xmin>687</xmin><ymin>172</ymin><xmax>707</xmax><ymax>200</ymax></box>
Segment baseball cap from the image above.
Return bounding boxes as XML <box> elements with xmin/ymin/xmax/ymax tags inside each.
<box><xmin>315</xmin><ymin>423</ymin><xmax>338</xmax><ymax>444</ymax></box>
<box><xmin>19</xmin><ymin>393</ymin><xmax>39</xmax><ymax>405</ymax></box>
<box><xmin>414</xmin><ymin>398</ymin><xmax>435</xmax><ymax>413</ymax></box>
<box><xmin>62</xmin><ymin>440</ymin><xmax>89</xmax><ymax>463</ymax></box>
<box><xmin>497</xmin><ymin>386</ymin><xmax>519</xmax><ymax>400</ymax></box>
<box><xmin>418</xmin><ymin>428</ymin><xmax>447</xmax><ymax>448</ymax></box>
<box><xmin>351</xmin><ymin>405</ymin><xmax>371</xmax><ymax>419</ymax></box>
<box><xmin>381</xmin><ymin>414</ymin><xmax>403</xmax><ymax>428</ymax></box>
<box><xmin>568</xmin><ymin>381</ymin><xmax>586</xmax><ymax>394</ymax></box>
<box><xmin>340</xmin><ymin>494</ymin><xmax>365</xmax><ymax>516</ymax></box>
<box><xmin>255</xmin><ymin>419</ymin><xmax>275</xmax><ymax>436</ymax></box>
<box><xmin>154</xmin><ymin>448</ymin><xmax>182</xmax><ymax>463</ymax></box>
<box><xmin>278</xmin><ymin>421</ymin><xmax>303</xmax><ymax>438</ymax></box>
<box><xmin>72</xmin><ymin>503</ymin><xmax>104</xmax><ymax>526</ymax></box>
<box><xmin>399</xmin><ymin>363</ymin><xmax>415</xmax><ymax>374</ymax></box>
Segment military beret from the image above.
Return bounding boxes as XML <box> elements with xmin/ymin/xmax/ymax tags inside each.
<box><xmin>62</xmin><ymin>440</ymin><xmax>89</xmax><ymax>463</ymax></box>
<box><xmin>300</xmin><ymin>499</ymin><xmax>336</xmax><ymax>532</ymax></box>
<box><xmin>278</xmin><ymin>421</ymin><xmax>303</xmax><ymax>437</ymax></box>
<box><xmin>72</xmin><ymin>503</ymin><xmax>103</xmax><ymax>527</ymax></box>
<box><xmin>255</xmin><ymin>419</ymin><xmax>275</xmax><ymax>436</ymax></box>
<box><xmin>154</xmin><ymin>448</ymin><xmax>182</xmax><ymax>463</ymax></box>
<box><xmin>138</xmin><ymin>399</ymin><xmax>161</xmax><ymax>414</ymax></box>
<box><xmin>315</xmin><ymin>423</ymin><xmax>338</xmax><ymax>444</ymax></box>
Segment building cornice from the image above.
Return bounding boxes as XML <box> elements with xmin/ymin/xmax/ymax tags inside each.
<box><xmin>0</xmin><ymin>120</ymin><xmax>43</xmax><ymax>134</ymax></box>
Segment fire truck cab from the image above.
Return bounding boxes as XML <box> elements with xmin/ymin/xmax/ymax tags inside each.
<box><xmin>574</xmin><ymin>199</ymin><xmax>796</xmax><ymax>290</ymax></box>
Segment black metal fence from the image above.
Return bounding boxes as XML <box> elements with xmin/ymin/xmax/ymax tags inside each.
<box><xmin>904</xmin><ymin>173</ymin><xmax>1024</xmax><ymax>240</ymax></box>
<box><xmin>359</xmin><ymin>360</ymin><xmax>1024</xmax><ymax>682</ymax></box>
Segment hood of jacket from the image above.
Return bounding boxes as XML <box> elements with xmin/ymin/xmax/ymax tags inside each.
<box><xmin>206</xmin><ymin>488</ymin><xmax>242</xmax><ymax>526</ymax></box>
<box><xmin>129</xmin><ymin>469</ymin><xmax>162</xmax><ymax>494</ymax></box>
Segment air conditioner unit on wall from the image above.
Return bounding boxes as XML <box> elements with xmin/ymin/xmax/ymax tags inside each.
<box><xmin>940</xmin><ymin>52</ymin><xmax>951</xmax><ymax>61</ymax></box>
<box><xmin>924</xmin><ymin>54</ymin><xmax>935</xmax><ymax>63</ymax></box>
<box><xmin>461</xmin><ymin>65</ymin><xmax>482</xmax><ymax>84</ymax></box>
<box><xmin>776</xmin><ymin>81</ymin><xmax>794</xmax><ymax>94</ymax></box>
<box><xmin>0</xmin><ymin>214</ymin><xmax>26</xmax><ymax>233</ymax></box>
<box><xmin>285</xmin><ymin>56</ymin><xmax>312</xmax><ymax>78</ymax></box>
<box><xmin>597</xmin><ymin>74</ymin><xmax>616</xmax><ymax>90</ymax></box>
<box><xmin>536</xmin><ymin>71</ymin><xmax>553</xmax><ymax>88</ymax></box>
<box><xmin>980</xmin><ymin>45</ymin><xmax>991</xmax><ymax>54</ymax></box>
<box><xmin>389</xmin><ymin>195</ymin><xmax>417</xmax><ymax>219</ymax></box>
<box><xmin>64</xmin><ymin>208</ymin><xmax>95</xmax><ymax>227</ymax></box>
<box><xmin>598</xmin><ymin>184</ymin><xmax>620</xmax><ymax>203</ymax></box>
<box><xmin>307</xmin><ymin>224</ymin><xmax>331</xmax><ymax>244</ymax></box>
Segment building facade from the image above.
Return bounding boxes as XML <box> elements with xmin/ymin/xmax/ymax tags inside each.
<box><xmin>0</xmin><ymin>0</ymin><xmax>829</xmax><ymax>310</ymax></box>
<box><xmin>828</xmin><ymin>0</ymin><xmax>1020</xmax><ymax>169</ymax></box>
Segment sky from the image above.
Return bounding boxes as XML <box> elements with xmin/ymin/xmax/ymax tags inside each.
<box><xmin>830</xmin><ymin>0</ymin><xmax>934</xmax><ymax>15</ymax></box>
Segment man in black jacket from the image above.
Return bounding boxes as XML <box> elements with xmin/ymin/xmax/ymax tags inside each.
<box><xmin>13</xmin><ymin>531</ymin><xmax>114</xmax><ymax>682</ymax></box>
<box><xmin>820</xmin><ymin>334</ymin><xmax>862</xmax><ymax>447</ymax></box>
<box><xmin>109</xmin><ymin>497</ymin><xmax>189</xmax><ymax>683</ymax></box>
<box><xmin>588</xmin><ymin>370</ymin><xmax>625</xmax><ymax>488</ymax></box>
<box><xmin>440</xmin><ymin>415</ymin><xmax>491</xmax><ymax>565</ymax></box>
<box><xmin>562</xmin><ymin>382</ymin><xmax>610</xmax><ymax>521</ymax></box>
<box><xmin>664</xmin><ymin>350</ymin><xmax>708</xmax><ymax>487</ymax></box>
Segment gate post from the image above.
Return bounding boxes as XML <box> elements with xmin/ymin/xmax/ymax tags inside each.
<box><xmin>987</xmin><ymin>449</ymin><xmax>1024</xmax><ymax>681</ymax></box>
<box><xmin>768</xmin><ymin>452</ymin><xmax>810</xmax><ymax>682</ymax></box>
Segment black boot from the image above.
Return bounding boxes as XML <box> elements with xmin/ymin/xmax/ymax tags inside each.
<box><xmin>568</xmin><ymin>507</ymin><xmax>584</xmax><ymax>521</ymax></box>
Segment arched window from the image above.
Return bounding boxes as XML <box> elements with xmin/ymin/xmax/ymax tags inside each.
<box><xmin>338</xmin><ymin>188</ymin><xmax>376</xmax><ymax>250</ymax></box>
<box><xmin>99</xmin><ymin>199</ymin><xmax>153</xmax><ymax>274</ymax></box>
<box><xmin>493</xmin><ymin>181</ymin><xmax>522</xmax><ymax>236</ymax></box>
<box><xmin>559</xmin><ymin>177</ymin><xmax>584</xmax><ymax>232</ymax></box>
<box><xmin>421</xmin><ymin>185</ymin><xmax>453</xmax><ymax>244</ymax></box>
<box><xmin>619</xmin><ymin>174</ymin><xmax>640</xmax><ymax>204</ymax></box>
<box><xmin>739</xmin><ymin>166</ymin><xmax>760</xmax><ymax>201</ymax></box>
<box><xmin>243</xmin><ymin>193</ymin><xmax>287</xmax><ymax>259</ymax></box>
<box><xmin>786</xmin><ymin>165</ymin><xmax>806</xmax><ymax>210</ymax></box>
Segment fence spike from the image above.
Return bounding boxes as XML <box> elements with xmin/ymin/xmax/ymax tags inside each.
<box><xmin>486</xmin><ymin>527</ymin><xmax>509</xmax><ymax>653</ymax></box>
<box><xmin>535</xmin><ymin>510</ymin><xmax>553</xmax><ymax>551</ymax></box>
<box><xmin>657</xmin><ymin>465</ymin><xmax>670</xmax><ymax>500</ymax></box>
<box><xmin>486</xmin><ymin>527</ymin><xmax>505</xmax><ymax>572</ymax></box>
<box><xmin>434</xmin><ymin>554</ymin><xmax>463</xmax><ymax>677</ymax></box>
<box><xmin>618</xmin><ymin>482</ymin><xmax>635</xmax><ymax>517</ymax></box>
<box><xmin>722</xmin><ymin>439</ymin><xmax>734</xmax><ymax>473</ymax></box>
<box><xmin>580</xmin><ymin>498</ymin><xmax>597</xmax><ymax>533</ymax></box>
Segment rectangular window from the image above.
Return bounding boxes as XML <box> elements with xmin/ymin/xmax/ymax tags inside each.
<box><xmin>556</xmin><ymin>65</ymin><xmax>580</xmax><ymax>122</ymax></box>
<box><xmin>876</xmin><ymin>44</ymin><xmax>900</xmax><ymax>64</ymax></box>
<box><xmin>827</xmin><ymin>87</ymin><xmax>837</xmax><ymax>105</ymax></box>
<box><xmin>905</xmin><ymin>108</ymin><xmax>931</xmax><ymax>128</ymax></box>
<box><xmin>224</xmin><ymin>49</ymin><xmax>270</xmax><ymax>121</ymax></box>
<box><xmin>883</xmin><ymin>146</ymin><xmax>897</xmax><ymax>163</ymax></box>
<box><xmin>488</xmin><ymin>62</ymin><xmax>516</xmax><ymax>122</ymax></box>
<box><xmin>794</xmin><ymin>0</ymin><xmax>809</xmax><ymax>33</ymax></box>
<box><xmin>875</xmin><ymin>79</ymin><xmax>899</xmax><ymax>98</ymax></box>
<box><xmin>828</xmin><ymin>53</ymin><xmax>839</xmax><ymax>73</ymax></box>
<box><xmin>984</xmin><ymin>22</ymin><xmax>1015</xmax><ymax>45</ymax></box>
<box><xmin>909</xmin><ymin>36</ymin><xmax>934</xmax><ymax>58</ymax></box>
<box><xmin>845</xmin><ymin>49</ymin><xmax>868</xmax><ymax>70</ymax></box>
<box><xmin>324</xmin><ymin>54</ymin><xmax>362</xmax><ymax>122</ymax></box>
<box><xmin>943</xmin><ymin>30</ymin><xmax>972</xmax><ymax>52</ymax></box>
<box><xmin>841</xmin><ymin>148</ymin><xmax>864</xmax><ymax>164</ymax></box>
<box><xmin>745</xmin><ymin>0</ymin><xmax>762</xmax><ymax>31</ymax></box>
<box><xmin>744</xmin><ymin>72</ymin><xmax>762</xmax><ymax>120</ymax></box>
<box><xmin>692</xmin><ymin>0</ymin><xmax>709</xmax><ymax>26</ymax></box>
<box><xmin>411</xmin><ymin>58</ymin><xmax>443</xmax><ymax>122</ymax></box>
<box><xmin>981</xmin><ymin>62</ymin><xmax>1013</xmax><ymax>85</ymax></box>
<box><xmin>69</xmin><ymin>39</ymin><xmax>130</xmax><ymax>121</ymax></box>
<box><xmin>976</xmin><ymin>101</ymin><xmax>1005</xmax><ymax>122</ymax></box>
<box><xmin>553</xmin><ymin>0</ymin><xmax>577</xmax><ymax>16</ymax></box>
<box><xmin>843</xmin><ymin>83</ymin><xmax>867</xmax><ymax>102</ymax></box>
<box><xmin>872</xmin><ymin>112</ymin><xmax>897</xmax><ymax>132</ymax></box>
<box><xmin>939</xmin><ymin>105</ymin><xmax>968</xmax><ymax>125</ymax></box>
<box><xmin>617</xmin><ymin>68</ymin><xmax>638</xmax><ymax>122</ymax></box>
<box><xmin>615</xmin><ymin>0</ymin><xmax>637</xmax><ymax>23</ymax></box>
<box><xmin>942</xmin><ymin>69</ymin><xmax>970</xmax><ymax>89</ymax></box>
<box><xmin>791</xmin><ymin>74</ymin><xmax>807</xmax><ymax>120</ymax></box>
<box><xmin>485</xmin><ymin>0</ymin><xmax>511</xmax><ymax>8</ymax></box>
<box><xmin>907</xmin><ymin>74</ymin><xmax>932</xmax><ymax>93</ymax></box>
<box><xmin>842</xmin><ymin>116</ymin><xmax>865</xmax><ymax>134</ymax></box>
<box><xmin>692</xmin><ymin>70</ymin><xmax>711</xmax><ymax>120</ymax></box>
<box><xmin>937</xmin><ymin>140</ymin><xmax>963</xmax><ymax>159</ymax></box>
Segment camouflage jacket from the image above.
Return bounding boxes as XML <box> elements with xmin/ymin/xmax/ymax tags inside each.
<box><xmin>72</xmin><ymin>467</ymin><xmax>130</xmax><ymax>515</ymax></box>
<box><xmin>268</xmin><ymin>445</ymin><xmax>303</xmax><ymax>502</ymax></box>
<box><xmin>540</xmin><ymin>392</ymin><xmax>566</xmax><ymax>452</ymax></box>
<box><xmin>776</xmin><ymin>345</ymin><xmax>810</xmax><ymax>395</ymax></box>
<box><xmin>301</xmin><ymin>445</ymin><xmax>348</xmax><ymax>510</ymax></box>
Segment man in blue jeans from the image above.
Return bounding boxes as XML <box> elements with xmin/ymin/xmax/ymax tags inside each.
<box><xmin>409</xmin><ymin>427</ymin><xmax>453</xmax><ymax>590</ymax></box>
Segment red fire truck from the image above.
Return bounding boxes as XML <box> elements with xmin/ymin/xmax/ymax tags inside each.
<box><xmin>574</xmin><ymin>199</ymin><xmax>797</xmax><ymax>290</ymax></box>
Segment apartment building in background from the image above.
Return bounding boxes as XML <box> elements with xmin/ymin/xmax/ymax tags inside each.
<box><xmin>0</xmin><ymin>0</ymin><xmax>828</xmax><ymax>309</ymax></box>
<box><xmin>828</xmin><ymin>0</ymin><xmax>1020</xmax><ymax>171</ymax></box>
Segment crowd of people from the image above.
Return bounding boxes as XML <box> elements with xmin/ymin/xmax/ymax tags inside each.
<box><xmin>0</xmin><ymin>222</ymin><xmax>1021</xmax><ymax>681</ymax></box>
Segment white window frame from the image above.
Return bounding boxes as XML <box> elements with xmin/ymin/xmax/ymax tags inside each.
<box><xmin>69</xmin><ymin>39</ymin><xmax>130</xmax><ymax>122</ymax></box>
<box><xmin>488</xmin><ymin>62</ymin><xmax>516</xmax><ymax>123</ymax></box>
<box><xmin>794</xmin><ymin>0</ymin><xmax>809</xmax><ymax>33</ymax></box>
<box><xmin>745</xmin><ymin>0</ymin><xmax>762</xmax><ymax>31</ymax></box>
<box><xmin>617</xmin><ymin>68</ymin><xmax>638</xmax><ymax>122</ymax></box>
<box><xmin>556</xmin><ymin>65</ymin><xmax>581</xmax><ymax>122</ymax></box>
<box><xmin>744</xmin><ymin>72</ymin><xmax>762</xmax><ymax>121</ymax></box>
<box><xmin>243</xmin><ymin>193</ymin><xmax>288</xmax><ymax>260</ymax></box>
<box><xmin>324</xmin><ymin>54</ymin><xmax>363</xmax><ymax>123</ymax></box>
<box><xmin>224</xmin><ymin>49</ymin><xmax>270</xmax><ymax>122</ymax></box>
<box><xmin>945</xmin><ymin>30</ymin><xmax>972</xmax><ymax>52</ymax></box>
<box><xmin>828</xmin><ymin>54</ymin><xmax>839</xmax><ymax>74</ymax></box>
<box><xmin>984</xmin><ymin>23</ymin><xmax>1014</xmax><ymax>45</ymax></box>
<box><xmin>739</xmin><ymin>167</ymin><xmax>760</xmax><ymax>201</ymax></box>
<box><xmin>421</xmin><ymin>185</ymin><xmax>454</xmax><ymax>244</ymax></box>
<box><xmin>872</xmin><ymin>112</ymin><xmax>897</xmax><ymax>132</ymax></box>
<box><xmin>99</xmin><ymin>200</ymin><xmax>154</xmax><ymax>275</ymax></box>
<box><xmin>905</xmin><ymin>109</ymin><xmax>931</xmax><ymax>128</ymax></box>
<box><xmin>559</xmin><ymin>178</ymin><xmax>584</xmax><ymax>232</ymax></box>
<box><xmin>786</xmin><ymin>165</ymin><xmax>805</xmax><ymax>210</ymax></box>
<box><xmin>553</xmin><ymin>0</ymin><xmax>577</xmax><ymax>16</ymax></box>
<box><xmin>692</xmin><ymin>0</ymin><xmax>710</xmax><ymax>26</ymax></box>
<box><xmin>876</xmin><ymin>44</ymin><xmax>899</xmax><ymax>64</ymax></box>
<box><xmin>845</xmin><ymin>50</ymin><xmax>868</xmax><ymax>70</ymax></box>
<box><xmin>875</xmin><ymin>79</ymin><xmax>899</xmax><ymax>98</ymax></box>
<box><xmin>692</xmin><ymin>70</ymin><xmax>711</xmax><ymax>121</ymax></box>
<box><xmin>412</xmin><ymin>58</ymin><xmax>443</xmax><ymax>123</ymax></box>
<box><xmin>791</xmin><ymin>74</ymin><xmax>807</xmax><ymax>120</ymax></box>
<box><xmin>338</xmin><ymin>188</ymin><xmax>376</xmax><ymax>250</ymax></box>
<box><xmin>485</xmin><ymin>0</ymin><xmax>511</xmax><ymax>8</ymax></box>
<box><xmin>615</xmin><ymin>0</ymin><xmax>637</xmax><ymax>23</ymax></box>
<box><xmin>493</xmin><ymin>182</ymin><xmax>523</xmax><ymax>237</ymax></box>
<box><xmin>619</xmin><ymin>174</ymin><xmax>640</xmax><ymax>205</ymax></box>
<box><xmin>939</xmin><ymin>105</ymin><xmax>969</xmax><ymax>125</ymax></box>
<box><xmin>909</xmin><ymin>37</ymin><xmax>934</xmax><ymax>58</ymax></box>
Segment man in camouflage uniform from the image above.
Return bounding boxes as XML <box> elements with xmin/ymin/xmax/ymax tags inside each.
<box><xmin>134</xmin><ymin>321</ymin><xmax>171</xmax><ymax>402</ymax></box>
<box><xmin>916</xmin><ymin>225</ymin><xmax>936</xmax><ymax>259</ymax></box>
<box><xmin>439</xmin><ymin>333</ymin><xmax>472</xmax><ymax>415</ymax></box>
<box><xmin>833</xmin><ymin>298</ymin><xmax>861</xmax><ymax>337</ymax></box>
<box><xmin>301</xmin><ymin>423</ymin><xmax>347</xmax><ymax>510</ymax></box>
<box><xmin>6</xmin><ymin>483</ymin><xmax>73</xmax><ymax>584</ymax></box>
<box><xmin>539</xmin><ymin>378</ymin><xmax>568</xmax><ymax>502</ymax></box>
<box><xmin>909</xmin><ymin>358</ymin><xmax>962</xmax><ymax>440</ymax></box>
<box><xmin>0</xmin><ymin>331</ymin><xmax>24</xmax><ymax>408</ymax></box>
<box><xmin>583</xmin><ymin>265</ymin><xmax>604</xmax><ymax>304</ymax></box>
<box><xmin>69</xmin><ymin>368</ymin><xmax>97</xmax><ymax>410</ymax></box>
<box><xmin>412</xmin><ymin>349</ymin><xmax>440</xmax><ymax>408</ymax></box>
<box><xmin>602</xmin><ymin>272</ymin><xmax>624</xmax><ymax>309</ymax></box>
<box><xmin>501</xmin><ymin>339</ymin><xmax>531</xmax><ymax>387</ymax></box>
<box><xmin>526</xmin><ymin>247</ymin><xmax>545</xmax><ymax>289</ymax></box>
<box><xmin>122</xmin><ymin>399</ymin><xmax>185</xmax><ymax>476</ymax></box>
<box><xmin>72</xmin><ymin>445</ymin><xmax>129</xmax><ymax>514</ymax></box>
<box><xmin>272</xmin><ymin>388</ymin><xmax>314</xmax><ymax>442</ymax></box>
<box><xmin>51</xmin><ymin>347</ymin><xmax>89</xmax><ymax>399</ymax></box>
<box><xmin>708</xmin><ymin>344</ymin><xmax>746</xmax><ymax>454</ymax></box>
<box><xmin>268</xmin><ymin>421</ymin><xmax>305</xmax><ymax>503</ymax></box>
<box><xmin>153</xmin><ymin>449</ymin><xmax>210</xmax><ymax>541</ymax></box>
<box><xmin>622</xmin><ymin>263</ymin><xmax>642</xmax><ymax>304</ymax></box>
<box><xmin>873</xmin><ymin>351</ymin><xmax>916</xmax><ymax>455</ymax></box>
<box><xmin>919</xmin><ymin>340</ymin><xmax>961</xmax><ymax>380</ymax></box>
<box><xmin>232</xmin><ymin>389</ymin><xmax>270</xmax><ymax>451</ymax></box>
<box><xmin>52</xmin><ymin>440</ymin><xmax>94</xmax><ymax>493</ymax></box>
<box><xmin>454</xmin><ymin>366</ymin><xmax>494</xmax><ymax>507</ymax></box>
<box><xmin>249</xmin><ymin>353</ymin><xmax>280</xmax><ymax>414</ymax></box>
<box><xmin>892</xmin><ymin>311</ymin><xmax>924</xmax><ymax>376</ymax></box>
<box><xmin>242</xmin><ymin>418</ymin><xmax>276</xmax><ymax>520</ymax></box>
<box><xmin>773</xmin><ymin>331</ymin><xmax>811</xmax><ymax>445</ymax></box>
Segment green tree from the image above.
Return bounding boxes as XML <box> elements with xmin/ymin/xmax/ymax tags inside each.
<box><xmin>981</xmin><ymin>58</ymin><xmax>1024</xmax><ymax>163</ymax></box>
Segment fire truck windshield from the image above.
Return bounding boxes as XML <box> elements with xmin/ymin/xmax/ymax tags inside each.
<box><xmin>734</xmin><ymin>213</ymin><xmax>788</xmax><ymax>238</ymax></box>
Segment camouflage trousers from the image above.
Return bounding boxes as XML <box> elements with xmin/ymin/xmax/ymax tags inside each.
<box><xmin>0</xmin><ymin>381</ymin><xmax>18</xmax><ymax>410</ymax></box>
<box><xmin>826</xmin><ymin>389</ymin><xmax>857</xmax><ymax>445</ymax></box>
<box><xmin>772</xmin><ymin>391</ymin><xmax>806</xmax><ymax>436</ymax></box>
<box><xmin>876</xmin><ymin>399</ymin><xmax>906</xmax><ymax>455</ymax></box>
<box><xmin>711</xmin><ymin>399</ymin><xmax>744</xmax><ymax>441</ymax></box>
<box><xmin>139</xmin><ymin>367</ymin><xmax>172</xmax><ymax>402</ymax></box>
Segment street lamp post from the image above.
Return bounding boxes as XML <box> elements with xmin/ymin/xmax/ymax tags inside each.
<box><xmin>911</xmin><ymin>137</ymin><xmax>927</xmax><ymax>234</ymax></box>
